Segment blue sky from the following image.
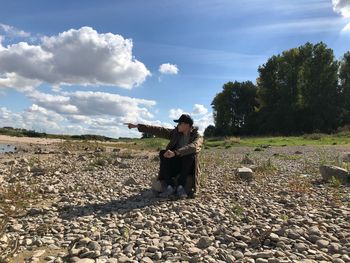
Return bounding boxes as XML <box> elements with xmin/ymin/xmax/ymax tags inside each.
<box><xmin>0</xmin><ymin>0</ymin><xmax>349</xmax><ymax>138</ymax></box>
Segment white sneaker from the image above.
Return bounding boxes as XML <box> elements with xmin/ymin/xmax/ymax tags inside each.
<box><xmin>159</xmin><ymin>185</ymin><xmax>175</xmax><ymax>198</ymax></box>
<box><xmin>176</xmin><ymin>185</ymin><xmax>188</xmax><ymax>198</ymax></box>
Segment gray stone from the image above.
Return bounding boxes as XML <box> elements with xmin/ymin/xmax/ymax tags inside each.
<box><xmin>329</xmin><ymin>242</ymin><xmax>342</xmax><ymax>253</ymax></box>
<box><xmin>124</xmin><ymin>177</ymin><xmax>137</xmax><ymax>186</ymax></box>
<box><xmin>316</xmin><ymin>239</ymin><xmax>330</xmax><ymax>248</ymax></box>
<box><xmin>88</xmin><ymin>241</ymin><xmax>101</xmax><ymax>251</ymax></box>
<box><xmin>295</xmin><ymin>243</ymin><xmax>308</xmax><ymax>252</ymax></box>
<box><xmin>117</xmin><ymin>256</ymin><xmax>130</xmax><ymax>263</ymax></box>
<box><xmin>342</xmin><ymin>152</ymin><xmax>350</xmax><ymax>162</ymax></box>
<box><xmin>75</xmin><ymin>259</ymin><xmax>95</xmax><ymax>263</ymax></box>
<box><xmin>235</xmin><ymin>167</ymin><xmax>254</xmax><ymax>181</ymax></box>
<box><xmin>197</xmin><ymin>236</ymin><xmax>213</xmax><ymax>249</ymax></box>
<box><xmin>141</xmin><ymin>257</ymin><xmax>153</xmax><ymax>263</ymax></box>
<box><xmin>319</xmin><ymin>165</ymin><xmax>349</xmax><ymax>184</ymax></box>
<box><xmin>232</xmin><ymin>250</ymin><xmax>244</xmax><ymax>259</ymax></box>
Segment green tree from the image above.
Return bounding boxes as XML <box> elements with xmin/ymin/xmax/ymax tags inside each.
<box><xmin>257</xmin><ymin>42</ymin><xmax>341</xmax><ymax>134</ymax></box>
<box><xmin>211</xmin><ymin>81</ymin><xmax>258</xmax><ymax>136</ymax></box>
<box><xmin>203</xmin><ymin>125</ymin><xmax>216</xmax><ymax>138</ymax></box>
<box><xmin>339</xmin><ymin>52</ymin><xmax>350</xmax><ymax>125</ymax></box>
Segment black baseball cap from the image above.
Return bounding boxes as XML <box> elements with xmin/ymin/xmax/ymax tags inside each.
<box><xmin>174</xmin><ymin>114</ymin><xmax>194</xmax><ymax>126</ymax></box>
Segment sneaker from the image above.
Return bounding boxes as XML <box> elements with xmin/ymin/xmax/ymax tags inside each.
<box><xmin>159</xmin><ymin>185</ymin><xmax>175</xmax><ymax>198</ymax></box>
<box><xmin>176</xmin><ymin>185</ymin><xmax>188</xmax><ymax>198</ymax></box>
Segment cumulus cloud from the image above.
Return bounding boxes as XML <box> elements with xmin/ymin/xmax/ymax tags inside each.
<box><xmin>159</xmin><ymin>63</ymin><xmax>179</xmax><ymax>75</ymax></box>
<box><xmin>169</xmin><ymin>108</ymin><xmax>188</xmax><ymax>119</ymax></box>
<box><xmin>0</xmin><ymin>105</ymin><xmax>64</xmax><ymax>132</ymax></box>
<box><xmin>168</xmin><ymin>105</ymin><xmax>213</xmax><ymax>134</ymax></box>
<box><xmin>332</xmin><ymin>0</ymin><xmax>350</xmax><ymax>31</ymax></box>
<box><xmin>0</xmin><ymin>26</ymin><xmax>151</xmax><ymax>91</ymax></box>
<box><xmin>193</xmin><ymin>104</ymin><xmax>208</xmax><ymax>115</ymax></box>
<box><xmin>195</xmin><ymin>113</ymin><xmax>214</xmax><ymax>135</ymax></box>
<box><xmin>0</xmin><ymin>23</ymin><xmax>30</xmax><ymax>38</ymax></box>
<box><xmin>27</xmin><ymin>90</ymin><xmax>156</xmax><ymax>125</ymax></box>
<box><xmin>332</xmin><ymin>0</ymin><xmax>350</xmax><ymax>18</ymax></box>
<box><xmin>0</xmin><ymin>100</ymin><xmax>157</xmax><ymax>138</ymax></box>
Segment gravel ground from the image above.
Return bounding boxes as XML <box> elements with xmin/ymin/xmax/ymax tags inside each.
<box><xmin>0</xmin><ymin>143</ymin><xmax>350</xmax><ymax>263</ymax></box>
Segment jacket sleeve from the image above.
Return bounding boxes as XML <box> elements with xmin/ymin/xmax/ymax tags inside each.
<box><xmin>137</xmin><ymin>124</ymin><xmax>173</xmax><ymax>140</ymax></box>
<box><xmin>176</xmin><ymin>135</ymin><xmax>203</xmax><ymax>156</ymax></box>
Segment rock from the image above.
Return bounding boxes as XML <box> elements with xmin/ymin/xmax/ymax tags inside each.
<box><xmin>252</xmin><ymin>252</ymin><xmax>274</xmax><ymax>259</ymax></box>
<box><xmin>151</xmin><ymin>177</ymin><xmax>164</xmax><ymax>192</ymax></box>
<box><xmin>241</xmin><ymin>155</ymin><xmax>254</xmax><ymax>165</ymax></box>
<box><xmin>75</xmin><ymin>259</ymin><xmax>95</xmax><ymax>263</ymax></box>
<box><xmin>88</xmin><ymin>241</ymin><xmax>101</xmax><ymax>251</ymax></box>
<box><xmin>269</xmin><ymin>233</ymin><xmax>280</xmax><ymax>242</ymax></box>
<box><xmin>32</xmin><ymin>249</ymin><xmax>46</xmax><ymax>258</ymax></box>
<box><xmin>328</xmin><ymin>242</ymin><xmax>342</xmax><ymax>253</ymax></box>
<box><xmin>10</xmin><ymin>223</ymin><xmax>23</xmax><ymax>231</ymax></box>
<box><xmin>31</xmin><ymin>165</ymin><xmax>46</xmax><ymax>176</ymax></box>
<box><xmin>197</xmin><ymin>236</ymin><xmax>213</xmax><ymax>249</ymax></box>
<box><xmin>124</xmin><ymin>177</ymin><xmax>137</xmax><ymax>186</ymax></box>
<box><xmin>141</xmin><ymin>257</ymin><xmax>153</xmax><ymax>263</ymax></box>
<box><xmin>117</xmin><ymin>256</ymin><xmax>130</xmax><ymax>263</ymax></box>
<box><xmin>319</xmin><ymin>165</ymin><xmax>349</xmax><ymax>184</ymax></box>
<box><xmin>235</xmin><ymin>167</ymin><xmax>254</xmax><ymax>182</ymax></box>
<box><xmin>316</xmin><ymin>239</ymin><xmax>330</xmax><ymax>248</ymax></box>
<box><xmin>232</xmin><ymin>250</ymin><xmax>244</xmax><ymax>259</ymax></box>
<box><xmin>294</xmin><ymin>243</ymin><xmax>308</xmax><ymax>252</ymax></box>
<box><xmin>188</xmin><ymin>246</ymin><xmax>201</xmax><ymax>255</ymax></box>
<box><xmin>342</xmin><ymin>152</ymin><xmax>350</xmax><ymax>162</ymax></box>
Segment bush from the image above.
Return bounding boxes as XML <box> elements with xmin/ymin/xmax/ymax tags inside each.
<box><xmin>303</xmin><ymin>133</ymin><xmax>323</xmax><ymax>140</ymax></box>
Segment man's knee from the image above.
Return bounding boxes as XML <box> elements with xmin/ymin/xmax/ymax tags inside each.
<box><xmin>180</xmin><ymin>153</ymin><xmax>195</xmax><ymax>163</ymax></box>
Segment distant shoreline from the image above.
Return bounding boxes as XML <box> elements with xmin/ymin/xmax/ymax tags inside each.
<box><xmin>0</xmin><ymin>135</ymin><xmax>63</xmax><ymax>145</ymax></box>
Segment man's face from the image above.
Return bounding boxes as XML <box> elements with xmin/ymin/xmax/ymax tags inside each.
<box><xmin>177</xmin><ymin>122</ymin><xmax>191</xmax><ymax>133</ymax></box>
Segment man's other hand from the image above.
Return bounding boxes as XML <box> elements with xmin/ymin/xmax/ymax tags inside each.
<box><xmin>163</xmin><ymin>150</ymin><xmax>175</xmax><ymax>158</ymax></box>
<box><xmin>124</xmin><ymin>123</ymin><xmax>138</xmax><ymax>129</ymax></box>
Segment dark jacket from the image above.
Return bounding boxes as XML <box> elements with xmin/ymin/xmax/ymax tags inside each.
<box><xmin>137</xmin><ymin>124</ymin><xmax>203</xmax><ymax>193</ymax></box>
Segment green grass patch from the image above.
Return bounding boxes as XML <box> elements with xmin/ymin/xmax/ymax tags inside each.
<box><xmin>110</xmin><ymin>137</ymin><xmax>168</xmax><ymax>151</ymax></box>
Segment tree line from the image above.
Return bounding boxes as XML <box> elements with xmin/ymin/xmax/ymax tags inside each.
<box><xmin>204</xmin><ymin>42</ymin><xmax>350</xmax><ymax>137</ymax></box>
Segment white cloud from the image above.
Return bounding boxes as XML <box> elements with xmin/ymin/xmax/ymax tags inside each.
<box><xmin>159</xmin><ymin>63</ymin><xmax>179</xmax><ymax>75</ymax></box>
<box><xmin>0</xmin><ymin>26</ymin><xmax>151</xmax><ymax>91</ymax></box>
<box><xmin>169</xmin><ymin>108</ymin><xmax>187</xmax><ymax>119</ymax></box>
<box><xmin>0</xmin><ymin>23</ymin><xmax>30</xmax><ymax>38</ymax></box>
<box><xmin>0</xmin><ymin>106</ymin><xmax>64</xmax><ymax>132</ymax></box>
<box><xmin>168</xmin><ymin>105</ymin><xmax>213</xmax><ymax>134</ymax></box>
<box><xmin>27</xmin><ymin>90</ymin><xmax>156</xmax><ymax>125</ymax></box>
<box><xmin>332</xmin><ymin>0</ymin><xmax>350</xmax><ymax>18</ymax></box>
<box><xmin>332</xmin><ymin>0</ymin><xmax>350</xmax><ymax>32</ymax></box>
<box><xmin>193</xmin><ymin>104</ymin><xmax>208</xmax><ymax>115</ymax></box>
<box><xmin>0</xmin><ymin>73</ymin><xmax>40</xmax><ymax>92</ymax></box>
<box><xmin>342</xmin><ymin>22</ymin><xmax>350</xmax><ymax>31</ymax></box>
<box><xmin>0</xmin><ymin>102</ymin><xmax>156</xmax><ymax>138</ymax></box>
<box><xmin>194</xmin><ymin>113</ymin><xmax>214</xmax><ymax>135</ymax></box>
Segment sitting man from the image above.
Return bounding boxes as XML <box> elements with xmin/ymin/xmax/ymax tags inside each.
<box><xmin>126</xmin><ymin>114</ymin><xmax>203</xmax><ymax>198</ymax></box>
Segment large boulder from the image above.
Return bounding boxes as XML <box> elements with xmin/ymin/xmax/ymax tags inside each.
<box><xmin>319</xmin><ymin>165</ymin><xmax>349</xmax><ymax>184</ymax></box>
<box><xmin>235</xmin><ymin>167</ymin><xmax>254</xmax><ymax>182</ymax></box>
<box><xmin>342</xmin><ymin>152</ymin><xmax>350</xmax><ymax>162</ymax></box>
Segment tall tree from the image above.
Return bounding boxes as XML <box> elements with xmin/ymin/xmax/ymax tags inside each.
<box><xmin>211</xmin><ymin>81</ymin><xmax>258</xmax><ymax>136</ymax></box>
<box><xmin>339</xmin><ymin>52</ymin><xmax>350</xmax><ymax>125</ymax></box>
<box><xmin>257</xmin><ymin>42</ymin><xmax>341</xmax><ymax>134</ymax></box>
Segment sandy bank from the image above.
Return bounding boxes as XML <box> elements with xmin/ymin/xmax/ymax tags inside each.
<box><xmin>0</xmin><ymin>135</ymin><xmax>63</xmax><ymax>145</ymax></box>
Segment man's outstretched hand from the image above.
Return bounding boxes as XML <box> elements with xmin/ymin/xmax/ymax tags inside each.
<box><xmin>124</xmin><ymin>123</ymin><xmax>138</xmax><ymax>129</ymax></box>
<box><xmin>163</xmin><ymin>150</ymin><xmax>176</xmax><ymax>158</ymax></box>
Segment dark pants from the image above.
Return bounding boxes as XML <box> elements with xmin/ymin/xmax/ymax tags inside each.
<box><xmin>158</xmin><ymin>150</ymin><xmax>195</xmax><ymax>187</ymax></box>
